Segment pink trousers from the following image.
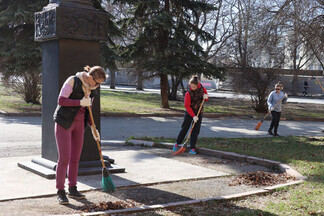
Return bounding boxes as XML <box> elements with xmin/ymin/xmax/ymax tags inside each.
<box><xmin>55</xmin><ymin>119</ymin><xmax>84</xmax><ymax>190</ymax></box>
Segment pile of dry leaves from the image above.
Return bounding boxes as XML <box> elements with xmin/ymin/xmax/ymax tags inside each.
<box><xmin>229</xmin><ymin>171</ymin><xmax>296</xmax><ymax>187</ymax></box>
<box><xmin>81</xmin><ymin>201</ymin><xmax>135</xmax><ymax>213</ymax></box>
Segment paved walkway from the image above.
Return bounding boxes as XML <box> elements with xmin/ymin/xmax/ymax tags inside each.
<box><xmin>0</xmin><ymin>147</ymin><xmax>228</xmax><ymax>201</ymax></box>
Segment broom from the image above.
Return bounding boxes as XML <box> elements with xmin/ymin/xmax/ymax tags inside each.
<box><xmin>255</xmin><ymin>95</ymin><xmax>287</xmax><ymax>131</ymax></box>
<box><xmin>315</xmin><ymin>78</ymin><xmax>324</xmax><ymax>92</ymax></box>
<box><xmin>172</xmin><ymin>99</ymin><xmax>205</xmax><ymax>156</ymax></box>
<box><xmin>86</xmin><ymin>100</ymin><xmax>116</xmax><ymax>192</ymax></box>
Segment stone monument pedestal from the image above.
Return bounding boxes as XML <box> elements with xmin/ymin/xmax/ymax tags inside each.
<box><xmin>18</xmin><ymin>0</ymin><xmax>125</xmax><ymax>179</ymax></box>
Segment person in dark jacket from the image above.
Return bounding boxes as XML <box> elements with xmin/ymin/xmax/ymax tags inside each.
<box><xmin>303</xmin><ymin>79</ymin><xmax>308</xmax><ymax>96</ymax></box>
<box><xmin>173</xmin><ymin>75</ymin><xmax>209</xmax><ymax>154</ymax></box>
<box><xmin>267</xmin><ymin>81</ymin><xmax>288</xmax><ymax>137</ymax></box>
<box><xmin>53</xmin><ymin>65</ymin><xmax>107</xmax><ymax>205</ymax></box>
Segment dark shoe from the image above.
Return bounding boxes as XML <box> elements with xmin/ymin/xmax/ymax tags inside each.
<box><xmin>268</xmin><ymin>129</ymin><xmax>274</xmax><ymax>135</ymax></box>
<box><xmin>57</xmin><ymin>190</ymin><xmax>69</xmax><ymax>205</ymax></box>
<box><xmin>274</xmin><ymin>133</ymin><xmax>280</xmax><ymax>137</ymax></box>
<box><xmin>68</xmin><ymin>186</ymin><xmax>85</xmax><ymax>199</ymax></box>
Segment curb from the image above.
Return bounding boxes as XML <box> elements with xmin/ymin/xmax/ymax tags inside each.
<box><xmin>0</xmin><ymin>110</ymin><xmax>41</xmax><ymax>117</ymax></box>
<box><xmin>101</xmin><ymin>112</ymin><xmax>184</xmax><ymax>118</ymax></box>
<box><xmin>292</xmin><ymin>117</ymin><xmax>324</xmax><ymax>122</ymax></box>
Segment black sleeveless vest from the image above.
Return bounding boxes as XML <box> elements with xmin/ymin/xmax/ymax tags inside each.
<box><xmin>53</xmin><ymin>76</ymin><xmax>97</xmax><ymax>129</ymax></box>
<box><xmin>189</xmin><ymin>84</ymin><xmax>204</xmax><ymax>115</ymax></box>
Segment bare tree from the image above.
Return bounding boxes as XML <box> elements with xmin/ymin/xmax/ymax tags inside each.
<box><xmin>298</xmin><ymin>0</ymin><xmax>324</xmax><ymax>70</ymax></box>
<box><xmin>223</xmin><ymin>0</ymin><xmax>286</xmax><ymax>112</ymax></box>
<box><xmin>202</xmin><ymin>1</ymin><xmax>234</xmax><ymax>60</ymax></box>
<box><xmin>264</xmin><ymin>0</ymin><xmax>322</xmax><ymax>95</ymax></box>
<box><xmin>232</xmin><ymin>67</ymin><xmax>279</xmax><ymax>112</ymax></box>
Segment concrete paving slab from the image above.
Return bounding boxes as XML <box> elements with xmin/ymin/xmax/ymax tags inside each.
<box><xmin>1</xmin><ymin>149</ymin><xmax>228</xmax><ymax>201</ymax></box>
<box><xmin>106</xmin><ymin>149</ymin><xmax>228</xmax><ymax>185</ymax></box>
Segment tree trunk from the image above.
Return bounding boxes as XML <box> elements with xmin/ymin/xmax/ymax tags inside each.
<box><xmin>291</xmin><ymin>72</ymin><xmax>298</xmax><ymax>96</ymax></box>
<box><xmin>160</xmin><ymin>74</ymin><xmax>169</xmax><ymax>108</ymax></box>
<box><xmin>180</xmin><ymin>79</ymin><xmax>186</xmax><ymax>96</ymax></box>
<box><xmin>158</xmin><ymin>0</ymin><xmax>170</xmax><ymax>108</ymax></box>
<box><xmin>137</xmin><ymin>70</ymin><xmax>144</xmax><ymax>90</ymax></box>
<box><xmin>110</xmin><ymin>69</ymin><xmax>116</xmax><ymax>89</ymax></box>
<box><xmin>169</xmin><ymin>75</ymin><xmax>181</xmax><ymax>101</ymax></box>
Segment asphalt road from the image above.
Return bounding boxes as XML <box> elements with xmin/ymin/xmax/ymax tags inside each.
<box><xmin>1</xmin><ymin>116</ymin><xmax>323</xmax><ymax>157</ymax></box>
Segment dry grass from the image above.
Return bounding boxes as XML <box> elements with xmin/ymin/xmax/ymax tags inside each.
<box><xmin>1</xmin><ymin>83</ymin><xmax>324</xmax><ymax>119</ymax></box>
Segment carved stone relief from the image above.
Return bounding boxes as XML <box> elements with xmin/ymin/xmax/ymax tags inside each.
<box><xmin>35</xmin><ymin>5</ymin><xmax>108</xmax><ymax>41</ymax></box>
<box><xmin>35</xmin><ymin>9</ymin><xmax>56</xmax><ymax>40</ymax></box>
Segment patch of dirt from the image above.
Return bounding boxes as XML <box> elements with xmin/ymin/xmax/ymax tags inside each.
<box><xmin>81</xmin><ymin>200</ymin><xmax>134</xmax><ymax>213</ymax></box>
<box><xmin>229</xmin><ymin>171</ymin><xmax>296</xmax><ymax>187</ymax></box>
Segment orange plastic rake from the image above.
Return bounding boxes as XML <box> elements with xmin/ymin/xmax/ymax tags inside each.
<box><xmin>172</xmin><ymin>99</ymin><xmax>205</xmax><ymax>156</ymax></box>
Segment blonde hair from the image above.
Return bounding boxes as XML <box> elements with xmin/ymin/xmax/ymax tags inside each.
<box><xmin>189</xmin><ymin>75</ymin><xmax>199</xmax><ymax>85</ymax></box>
<box><xmin>275</xmin><ymin>81</ymin><xmax>283</xmax><ymax>88</ymax></box>
<box><xmin>84</xmin><ymin>65</ymin><xmax>107</xmax><ymax>82</ymax></box>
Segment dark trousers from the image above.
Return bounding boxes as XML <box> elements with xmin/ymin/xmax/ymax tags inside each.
<box><xmin>269</xmin><ymin>111</ymin><xmax>281</xmax><ymax>134</ymax></box>
<box><xmin>176</xmin><ymin>112</ymin><xmax>202</xmax><ymax>150</ymax></box>
<box><xmin>303</xmin><ymin>87</ymin><xmax>308</xmax><ymax>96</ymax></box>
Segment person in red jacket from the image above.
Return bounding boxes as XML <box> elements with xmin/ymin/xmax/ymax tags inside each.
<box><xmin>173</xmin><ymin>75</ymin><xmax>209</xmax><ymax>154</ymax></box>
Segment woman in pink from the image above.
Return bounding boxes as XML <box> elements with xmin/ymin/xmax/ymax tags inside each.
<box><xmin>53</xmin><ymin>66</ymin><xmax>107</xmax><ymax>205</ymax></box>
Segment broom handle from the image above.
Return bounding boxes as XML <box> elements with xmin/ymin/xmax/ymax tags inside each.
<box><xmin>85</xmin><ymin>94</ymin><xmax>106</xmax><ymax>169</ymax></box>
<box><xmin>184</xmin><ymin>99</ymin><xmax>205</xmax><ymax>143</ymax></box>
<box><xmin>263</xmin><ymin>95</ymin><xmax>286</xmax><ymax>120</ymax></box>
<box><xmin>316</xmin><ymin>78</ymin><xmax>324</xmax><ymax>92</ymax></box>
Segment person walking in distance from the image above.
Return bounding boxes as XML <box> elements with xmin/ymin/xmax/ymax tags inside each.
<box><xmin>303</xmin><ymin>79</ymin><xmax>308</xmax><ymax>96</ymax></box>
<box><xmin>53</xmin><ymin>66</ymin><xmax>107</xmax><ymax>204</ymax></box>
<box><xmin>267</xmin><ymin>82</ymin><xmax>288</xmax><ymax>137</ymax></box>
<box><xmin>173</xmin><ymin>75</ymin><xmax>209</xmax><ymax>154</ymax></box>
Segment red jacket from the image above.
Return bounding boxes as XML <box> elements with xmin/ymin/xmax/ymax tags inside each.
<box><xmin>184</xmin><ymin>83</ymin><xmax>208</xmax><ymax>117</ymax></box>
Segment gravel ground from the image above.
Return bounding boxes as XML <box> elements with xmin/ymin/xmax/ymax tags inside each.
<box><xmin>0</xmin><ymin>177</ymin><xmax>265</xmax><ymax>216</ymax></box>
<box><xmin>0</xmin><ymin>145</ymin><xmax>277</xmax><ymax>216</ymax></box>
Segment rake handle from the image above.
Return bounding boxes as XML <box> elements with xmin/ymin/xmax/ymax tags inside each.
<box><xmin>184</xmin><ymin>99</ymin><xmax>205</xmax><ymax>143</ymax></box>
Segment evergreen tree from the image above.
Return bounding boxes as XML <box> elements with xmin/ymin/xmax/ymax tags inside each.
<box><xmin>0</xmin><ymin>0</ymin><xmax>47</xmax><ymax>103</ymax></box>
<box><xmin>0</xmin><ymin>0</ymin><xmax>121</xmax><ymax>101</ymax></box>
<box><xmin>93</xmin><ymin>0</ymin><xmax>123</xmax><ymax>89</ymax></box>
<box><xmin>114</xmin><ymin>0</ymin><xmax>224</xmax><ymax>107</ymax></box>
